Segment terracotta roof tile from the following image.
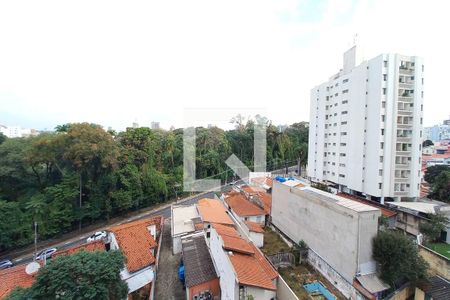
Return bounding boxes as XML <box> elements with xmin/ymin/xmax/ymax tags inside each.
<box><xmin>213</xmin><ymin>223</ymin><xmax>278</xmax><ymax>290</ymax></box>
<box><xmin>110</xmin><ymin>216</ymin><xmax>163</xmax><ymax>273</ymax></box>
<box><xmin>54</xmin><ymin>240</ymin><xmax>105</xmax><ymax>257</ymax></box>
<box><xmin>197</xmin><ymin>199</ymin><xmax>234</xmax><ymax>225</ymax></box>
<box><xmin>229</xmin><ymin>252</ymin><xmax>276</xmax><ymax>290</ymax></box>
<box><xmin>244</xmin><ymin>221</ymin><xmax>264</xmax><ymax>233</ymax></box>
<box><xmin>222</xmin><ymin>235</ymin><xmax>255</xmax><ymax>255</ymax></box>
<box><xmin>0</xmin><ymin>263</ymin><xmax>41</xmax><ymax>299</ymax></box>
<box><xmin>225</xmin><ymin>193</ymin><xmax>265</xmax><ymax>217</ymax></box>
<box><xmin>250</xmin><ymin>177</ymin><xmax>273</xmax><ymax>188</ymax></box>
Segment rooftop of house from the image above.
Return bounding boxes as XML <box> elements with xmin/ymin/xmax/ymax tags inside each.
<box><xmin>54</xmin><ymin>240</ymin><xmax>105</xmax><ymax>257</ymax></box>
<box><xmin>224</xmin><ymin>192</ymin><xmax>266</xmax><ymax>217</ymax></box>
<box><xmin>197</xmin><ymin>198</ymin><xmax>234</xmax><ymax>225</ymax></box>
<box><xmin>336</xmin><ymin>193</ymin><xmax>397</xmax><ymax>218</ymax></box>
<box><xmin>241</xmin><ymin>186</ymin><xmax>272</xmax><ymax>214</ymax></box>
<box><xmin>250</xmin><ymin>176</ymin><xmax>273</xmax><ymax>189</ymax></box>
<box><xmin>212</xmin><ymin>223</ymin><xmax>278</xmax><ymax>291</ymax></box>
<box><xmin>0</xmin><ymin>263</ymin><xmax>42</xmax><ymax>299</ymax></box>
<box><xmin>417</xmin><ymin>276</ymin><xmax>450</xmax><ymax>300</ymax></box>
<box><xmin>275</xmin><ymin>178</ymin><xmax>380</xmax><ymax>213</ymax></box>
<box><xmin>244</xmin><ymin>221</ymin><xmax>264</xmax><ymax>233</ymax></box>
<box><xmin>386</xmin><ymin>201</ymin><xmax>450</xmax><ymax>215</ymax></box>
<box><xmin>181</xmin><ymin>234</ymin><xmax>218</xmax><ymax>288</ymax></box>
<box><xmin>109</xmin><ymin>216</ymin><xmax>163</xmax><ymax>273</ymax></box>
<box><xmin>172</xmin><ymin>204</ymin><xmax>200</xmax><ymax>236</ymax></box>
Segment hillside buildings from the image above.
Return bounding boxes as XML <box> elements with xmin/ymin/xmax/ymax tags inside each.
<box><xmin>307</xmin><ymin>46</ymin><xmax>424</xmax><ymax>202</ymax></box>
<box><xmin>0</xmin><ymin>124</ymin><xmax>38</xmax><ymax>138</ymax></box>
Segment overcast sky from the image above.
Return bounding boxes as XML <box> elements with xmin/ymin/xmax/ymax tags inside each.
<box><xmin>0</xmin><ymin>0</ymin><xmax>448</xmax><ymax>131</ymax></box>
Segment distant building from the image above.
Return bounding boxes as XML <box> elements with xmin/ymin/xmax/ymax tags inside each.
<box><xmin>0</xmin><ymin>124</ymin><xmax>38</xmax><ymax>138</ymax></box>
<box><xmin>271</xmin><ymin>178</ymin><xmax>387</xmax><ymax>298</ymax></box>
<box><xmin>424</xmin><ymin>124</ymin><xmax>450</xmax><ymax>142</ymax></box>
<box><xmin>308</xmin><ymin>46</ymin><xmax>424</xmax><ymax>202</ymax></box>
<box><xmin>132</xmin><ymin>121</ymin><xmax>139</xmax><ymax>128</ymax></box>
<box><xmin>151</xmin><ymin>122</ymin><xmax>160</xmax><ymax>130</ymax></box>
<box><xmin>443</xmin><ymin>116</ymin><xmax>450</xmax><ymax>126</ymax></box>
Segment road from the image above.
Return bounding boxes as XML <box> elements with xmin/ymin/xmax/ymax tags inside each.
<box><xmin>7</xmin><ymin>165</ymin><xmax>296</xmax><ymax>267</ymax></box>
<box><xmin>11</xmin><ymin>191</ymin><xmax>217</xmax><ymax>267</ymax></box>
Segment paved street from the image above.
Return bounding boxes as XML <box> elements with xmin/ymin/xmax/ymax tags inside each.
<box><xmin>5</xmin><ymin>191</ymin><xmax>216</xmax><ymax>267</ymax></box>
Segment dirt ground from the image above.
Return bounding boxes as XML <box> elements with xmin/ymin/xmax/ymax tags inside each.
<box><xmin>154</xmin><ymin>218</ymin><xmax>186</xmax><ymax>300</ymax></box>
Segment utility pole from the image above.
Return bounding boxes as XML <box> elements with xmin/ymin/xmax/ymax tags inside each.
<box><xmin>34</xmin><ymin>221</ymin><xmax>37</xmax><ymax>261</ymax></box>
<box><xmin>79</xmin><ymin>173</ymin><xmax>82</xmax><ymax>231</ymax></box>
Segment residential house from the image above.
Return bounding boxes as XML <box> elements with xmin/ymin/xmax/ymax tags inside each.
<box><xmin>209</xmin><ymin>223</ymin><xmax>278</xmax><ymax>300</ymax></box>
<box><xmin>171</xmin><ymin>204</ymin><xmax>202</xmax><ymax>254</ymax></box>
<box><xmin>415</xmin><ymin>276</ymin><xmax>450</xmax><ymax>300</ymax></box>
<box><xmin>386</xmin><ymin>200</ymin><xmax>450</xmax><ymax>243</ymax></box>
<box><xmin>196</xmin><ymin>198</ymin><xmax>234</xmax><ymax>241</ymax></box>
<box><xmin>224</xmin><ymin>191</ymin><xmax>266</xmax><ymax>225</ymax></box>
<box><xmin>108</xmin><ymin>216</ymin><xmax>163</xmax><ymax>299</ymax></box>
<box><xmin>181</xmin><ymin>233</ymin><xmax>220</xmax><ymax>300</ymax></box>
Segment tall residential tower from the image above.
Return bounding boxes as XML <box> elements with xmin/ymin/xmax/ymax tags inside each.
<box><xmin>307</xmin><ymin>46</ymin><xmax>424</xmax><ymax>202</ymax></box>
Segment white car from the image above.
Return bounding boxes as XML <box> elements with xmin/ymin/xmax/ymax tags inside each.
<box><xmin>86</xmin><ymin>231</ymin><xmax>107</xmax><ymax>243</ymax></box>
<box><xmin>36</xmin><ymin>248</ymin><xmax>57</xmax><ymax>260</ymax></box>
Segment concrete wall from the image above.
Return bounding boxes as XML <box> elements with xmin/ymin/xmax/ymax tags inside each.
<box><xmin>418</xmin><ymin>245</ymin><xmax>450</xmax><ymax>279</ymax></box>
<box><xmin>188</xmin><ymin>278</ymin><xmax>220</xmax><ymax>300</ymax></box>
<box><xmin>271</xmin><ymin>181</ymin><xmax>380</xmax><ymax>282</ymax></box>
<box><xmin>276</xmin><ymin>275</ymin><xmax>300</xmax><ymax>300</ymax></box>
<box><xmin>173</xmin><ymin>235</ymin><xmax>182</xmax><ymax>254</ymax></box>
<box><xmin>248</xmin><ymin>231</ymin><xmax>264</xmax><ymax>248</ymax></box>
<box><xmin>245</xmin><ymin>286</ymin><xmax>276</xmax><ymax>300</ymax></box>
<box><xmin>209</xmin><ymin>227</ymin><xmax>238</xmax><ymax>300</ymax></box>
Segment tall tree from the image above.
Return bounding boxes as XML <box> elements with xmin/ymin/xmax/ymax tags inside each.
<box><xmin>420</xmin><ymin>213</ymin><xmax>449</xmax><ymax>243</ymax></box>
<box><xmin>373</xmin><ymin>230</ymin><xmax>428</xmax><ymax>287</ymax></box>
<box><xmin>7</xmin><ymin>250</ymin><xmax>128</xmax><ymax>300</ymax></box>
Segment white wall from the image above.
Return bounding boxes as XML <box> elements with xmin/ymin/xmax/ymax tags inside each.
<box><xmin>245</xmin><ymin>286</ymin><xmax>276</xmax><ymax>300</ymax></box>
<box><xmin>271</xmin><ymin>181</ymin><xmax>380</xmax><ymax>283</ymax></box>
<box><xmin>209</xmin><ymin>227</ymin><xmax>238</xmax><ymax>300</ymax></box>
<box><xmin>248</xmin><ymin>232</ymin><xmax>264</xmax><ymax>248</ymax></box>
<box><xmin>172</xmin><ymin>235</ymin><xmax>182</xmax><ymax>254</ymax></box>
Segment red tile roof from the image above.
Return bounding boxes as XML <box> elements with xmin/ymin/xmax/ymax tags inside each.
<box><xmin>241</xmin><ymin>187</ymin><xmax>272</xmax><ymax>214</ymax></box>
<box><xmin>213</xmin><ymin>223</ymin><xmax>278</xmax><ymax>290</ymax></box>
<box><xmin>225</xmin><ymin>192</ymin><xmax>265</xmax><ymax>217</ymax></box>
<box><xmin>0</xmin><ymin>263</ymin><xmax>41</xmax><ymax>299</ymax></box>
<box><xmin>197</xmin><ymin>199</ymin><xmax>234</xmax><ymax>225</ymax></box>
<box><xmin>250</xmin><ymin>177</ymin><xmax>273</xmax><ymax>188</ymax></box>
<box><xmin>336</xmin><ymin>193</ymin><xmax>397</xmax><ymax>218</ymax></box>
<box><xmin>229</xmin><ymin>252</ymin><xmax>276</xmax><ymax>290</ymax></box>
<box><xmin>54</xmin><ymin>240</ymin><xmax>105</xmax><ymax>257</ymax></box>
<box><xmin>244</xmin><ymin>221</ymin><xmax>264</xmax><ymax>233</ymax></box>
<box><xmin>110</xmin><ymin>216</ymin><xmax>163</xmax><ymax>273</ymax></box>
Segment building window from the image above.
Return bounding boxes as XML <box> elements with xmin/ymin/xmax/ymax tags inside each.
<box><xmin>383</xmin><ymin>74</ymin><xmax>387</xmax><ymax>81</ymax></box>
<box><xmin>379</xmin><ymin>169</ymin><xmax>383</xmax><ymax>176</ymax></box>
<box><xmin>342</xmin><ymin>100</ymin><xmax>348</xmax><ymax>104</ymax></box>
<box><xmin>381</xmin><ymin>129</ymin><xmax>385</xmax><ymax>135</ymax></box>
<box><xmin>341</xmin><ymin>132</ymin><xmax>347</xmax><ymax>136</ymax></box>
<box><xmin>381</xmin><ymin>115</ymin><xmax>385</xmax><ymax>122</ymax></box>
<box><xmin>340</xmin><ymin>153</ymin><xmax>346</xmax><ymax>157</ymax></box>
<box><xmin>341</xmin><ymin>121</ymin><xmax>347</xmax><ymax>125</ymax></box>
<box><xmin>384</xmin><ymin>60</ymin><xmax>388</xmax><ymax>68</ymax></box>
<box><xmin>342</xmin><ymin>111</ymin><xmax>348</xmax><ymax>115</ymax></box>
<box><xmin>342</xmin><ymin>89</ymin><xmax>349</xmax><ymax>94</ymax></box>
<box><xmin>206</xmin><ymin>231</ymin><xmax>210</xmax><ymax>238</ymax></box>
<box><xmin>380</xmin><ymin>156</ymin><xmax>384</xmax><ymax>163</ymax></box>
<box><xmin>383</xmin><ymin>88</ymin><xmax>386</xmax><ymax>95</ymax></box>
<box><xmin>343</xmin><ymin>78</ymin><xmax>349</xmax><ymax>83</ymax></box>
<box><xmin>339</xmin><ymin>174</ymin><xmax>345</xmax><ymax>178</ymax></box>
<box><xmin>380</xmin><ymin>142</ymin><xmax>384</xmax><ymax>149</ymax></box>
<box><xmin>340</xmin><ymin>143</ymin><xmax>346</xmax><ymax>146</ymax></box>
<box><xmin>379</xmin><ymin>183</ymin><xmax>382</xmax><ymax>189</ymax></box>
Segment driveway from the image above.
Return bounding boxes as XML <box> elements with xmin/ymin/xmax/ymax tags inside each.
<box><xmin>154</xmin><ymin>218</ymin><xmax>185</xmax><ymax>300</ymax></box>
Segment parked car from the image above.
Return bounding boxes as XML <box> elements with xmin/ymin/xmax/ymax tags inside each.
<box><xmin>0</xmin><ymin>259</ymin><xmax>13</xmax><ymax>270</ymax></box>
<box><xmin>86</xmin><ymin>231</ymin><xmax>107</xmax><ymax>243</ymax></box>
<box><xmin>36</xmin><ymin>248</ymin><xmax>57</xmax><ymax>260</ymax></box>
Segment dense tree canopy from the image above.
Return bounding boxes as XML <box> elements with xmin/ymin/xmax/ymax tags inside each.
<box><xmin>0</xmin><ymin>119</ymin><xmax>308</xmax><ymax>251</ymax></box>
<box><xmin>373</xmin><ymin>230</ymin><xmax>428</xmax><ymax>287</ymax></box>
<box><xmin>424</xmin><ymin>165</ymin><xmax>450</xmax><ymax>202</ymax></box>
<box><xmin>6</xmin><ymin>250</ymin><xmax>128</xmax><ymax>300</ymax></box>
<box><xmin>420</xmin><ymin>213</ymin><xmax>449</xmax><ymax>243</ymax></box>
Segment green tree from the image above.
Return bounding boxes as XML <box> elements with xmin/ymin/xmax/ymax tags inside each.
<box><xmin>424</xmin><ymin>165</ymin><xmax>450</xmax><ymax>185</ymax></box>
<box><xmin>0</xmin><ymin>200</ymin><xmax>32</xmax><ymax>251</ymax></box>
<box><xmin>429</xmin><ymin>171</ymin><xmax>450</xmax><ymax>202</ymax></box>
<box><xmin>373</xmin><ymin>231</ymin><xmax>428</xmax><ymax>287</ymax></box>
<box><xmin>420</xmin><ymin>213</ymin><xmax>449</xmax><ymax>243</ymax></box>
<box><xmin>6</xmin><ymin>250</ymin><xmax>128</xmax><ymax>300</ymax></box>
<box><xmin>0</xmin><ymin>132</ymin><xmax>6</xmax><ymax>145</ymax></box>
<box><xmin>422</xmin><ymin>140</ymin><xmax>433</xmax><ymax>148</ymax></box>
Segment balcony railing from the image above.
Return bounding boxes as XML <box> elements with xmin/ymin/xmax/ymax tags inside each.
<box><xmin>399</xmin><ymin>82</ymin><xmax>414</xmax><ymax>89</ymax></box>
<box><xmin>397</xmin><ymin>136</ymin><xmax>412</xmax><ymax>142</ymax></box>
<box><xmin>395</xmin><ymin>163</ymin><xmax>411</xmax><ymax>169</ymax></box>
<box><xmin>398</xmin><ymin>96</ymin><xmax>414</xmax><ymax>102</ymax></box>
<box><xmin>397</xmin><ymin>123</ymin><xmax>413</xmax><ymax>129</ymax></box>
<box><xmin>394</xmin><ymin>190</ymin><xmax>409</xmax><ymax>196</ymax></box>
<box><xmin>398</xmin><ymin>109</ymin><xmax>413</xmax><ymax>115</ymax></box>
<box><xmin>399</xmin><ymin>68</ymin><xmax>414</xmax><ymax>75</ymax></box>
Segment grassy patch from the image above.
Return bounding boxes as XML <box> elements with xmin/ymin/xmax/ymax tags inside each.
<box><xmin>261</xmin><ymin>227</ymin><xmax>290</xmax><ymax>255</ymax></box>
<box><xmin>278</xmin><ymin>266</ymin><xmax>310</xmax><ymax>299</ymax></box>
<box><xmin>426</xmin><ymin>242</ymin><xmax>450</xmax><ymax>259</ymax></box>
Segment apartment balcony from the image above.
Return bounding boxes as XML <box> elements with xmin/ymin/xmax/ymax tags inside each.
<box><xmin>394</xmin><ymin>190</ymin><xmax>410</xmax><ymax>196</ymax></box>
<box><xmin>398</xmin><ymin>96</ymin><xmax>414</xmax><ymax>102</ymax></box>
<box><xmin>398</xmin><ymin>109</ymin><xmax>413</xmax><ymax>116</ymax></box>
<box><xmin>396</xmin><ymin>150</ymin><xmax>412</xmax><ymax>156</ymax></box>
<box><xmin>395</xmin><ymin>163</ymin><xmax>411</xmax><ymax>169</ymax></box>
<box><xmin>395</xmin><ymin>176</ymin><xmax>410</xmax><ymax>183</ymax></box>
<box><xmin>397</xmin><ymin>136</ymin><xmax>412</xmax><ymax>142</ymax></box>
<box><xmin>399</xmin><ymin>67</ymin><xmax>414</xmax><ymax>75</ymax></box>
<box><xmin>397</xmin><ymin>123</ymin><xmax>413</xmax><ymax>129</ymax></box>
<box><xmin>399</xmin><ymin>82</ymin><xmax>414</xmax><ymax>89</ymax></box>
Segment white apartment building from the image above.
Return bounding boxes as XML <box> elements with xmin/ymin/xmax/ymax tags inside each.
<box><xmin>307</xmin><ymin>46</ymin><xmax>424</xmax><ymax>202</ymax></box>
